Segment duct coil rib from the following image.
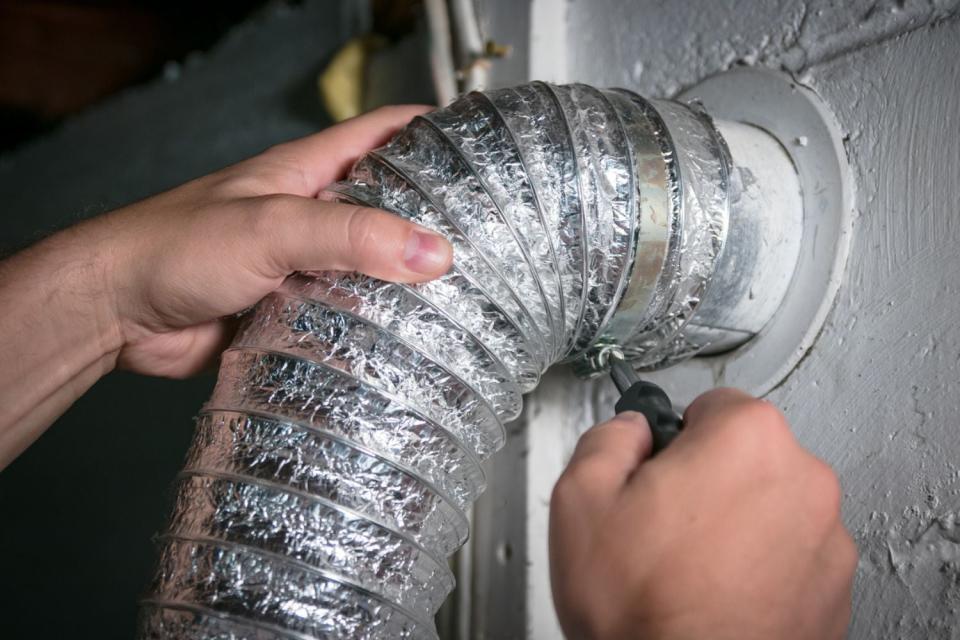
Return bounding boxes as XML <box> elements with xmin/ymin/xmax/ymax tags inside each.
<box><xmin>139</xmin><ymin>82</ymin><xmax>732</xmax><ymax>639</ymax></box>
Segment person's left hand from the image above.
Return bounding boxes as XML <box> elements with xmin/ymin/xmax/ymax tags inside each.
<box><xmin>0</xmin><ymin>105</ymin><xmax>451</xmax><ymax>467</ymax></box>
<box><xmin>81</xmin><ymin>105</ymin><xmax>451</xmax><ymax>378</ymax></box>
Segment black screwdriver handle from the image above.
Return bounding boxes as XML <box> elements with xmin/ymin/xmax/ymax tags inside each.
<box><xmin>614</xmin><ymin>380</ymin><xmax>684</xmax><ymax>454</ymax></box>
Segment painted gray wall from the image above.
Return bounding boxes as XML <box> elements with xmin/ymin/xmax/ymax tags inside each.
<box><xmin>499</xmin><ymin>1</ymin><xmax>960</xmax><ymax>638</ymax></box>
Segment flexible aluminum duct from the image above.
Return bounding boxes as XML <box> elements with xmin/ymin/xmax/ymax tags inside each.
<box><xmin>138</xmin><ymin>82</ymin><xmax>737</xmax><ymax>639</ymax></box>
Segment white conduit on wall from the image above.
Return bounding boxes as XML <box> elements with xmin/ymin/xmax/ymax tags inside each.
<box><xmin>137</xmin><ymin>82</ymin><xmax>797</xmax><ymax>639</ymax></box>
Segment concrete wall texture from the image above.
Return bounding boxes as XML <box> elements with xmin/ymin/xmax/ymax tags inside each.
<box><xmin>516</xmin><ymin>1</ymin><xmax>960</xmax><ymax>638</ymax></box>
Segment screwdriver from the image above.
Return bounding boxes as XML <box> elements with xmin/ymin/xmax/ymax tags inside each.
<box><xmin>606</xmin><ymin>350</ymin><xmax>684</xmax><ymax>454</ymax></box>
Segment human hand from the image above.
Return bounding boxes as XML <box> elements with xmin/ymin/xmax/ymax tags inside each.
<box><xmin>0</xmin><ymin>105</ymin><xmax>452</xmax><ymax>467</ymax></box>
<box><xmin>79</xmin><ymin>105</ymin><xmax>451</xmax><ymax>378</ymax></box>
<box><xmin>549</xmin><ymin>389</ymin><xmax>857</xmax><ymax>640</ymax></box>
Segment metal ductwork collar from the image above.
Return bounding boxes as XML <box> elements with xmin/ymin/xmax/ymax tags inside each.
<box><xmin>574</xmin><ymin>90</ymin><xmax>806</xmax><ymax>374</ymax></box>
<box><xmin>139</xmin><ymin>74</ymin><xmax>849</xmax><ymax>639</ymax></box>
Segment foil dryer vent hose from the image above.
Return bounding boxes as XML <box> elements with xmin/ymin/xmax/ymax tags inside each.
<box><xmin>138</xmin><ymin>82</ymin><xmax>734</xmax><ymax>639</ymax></box>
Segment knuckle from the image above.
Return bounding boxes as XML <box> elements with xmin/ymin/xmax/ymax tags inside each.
<box><xmin>743</xmin><ymin>398</ymin><xmax>789</xmax><ymax>432</ymax></box>
<box><xmin>683</xmin><ymin>387</ymin><xmax>722</xmax><ymax>418</ymax></box>
<box><xmin>550</xmin><ymin>474</ymin><xmax>572</xmax><ymax>505</ymax></box>
<box><xmin>239</xmin><ymin>145</ymin><xmax>311</xmax><ymax>195</ymax></box>
<box><xmin>563</xmin><ymin>458</ymin><xmax>607</xmax><ymax>491</ymax></box>
<box><xmin>685</xmin><ymin>386</ymin><xmax>749</xmax><ymax>418</ymax></box>
<box><xmin>733</xmin><ymin>400</ymin><xmax>791</xmax><ymax>449</ymax></box>
<box><xmin>707</xmin><ymin>400</ymin><xmax>795</xmax><ymax>476</ymax></box>
<box><xmin>242</xmin><ymin>195</ymin><xmax>303</xmax><ymax>266</ymax></box>
<box><xmin>839</xmin><ymin>531</ymin><xmax>860</xmax><ymax>574</ymax></box>
<box><xmin>345</xmin><ymin>206</ymin><xmax>383</xmax><ymax>253</ymax></box>
<box><xmin>211</xmin><ymin>164</ymin><xmax>272</xmax><ymax>197</ymax></box>
<box><xmin>701</xmin><ymin>386</ymin><xmax>744</xmax><ymax>403</ymax></box>
<box><xmin>551</xmin><ymin>470</ymin><xmax>583</xmax><ymax>508</ymax></box>
<box><xmin>809</xmin><ymin>460</ymin><xmax>844</xmax><ymax>521</ymax></box>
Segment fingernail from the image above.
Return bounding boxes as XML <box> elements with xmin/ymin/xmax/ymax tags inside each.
<box><xmin>404</xmin><ymin>230</ymin><xmax>452</xmax><ymax>274</ymax></box>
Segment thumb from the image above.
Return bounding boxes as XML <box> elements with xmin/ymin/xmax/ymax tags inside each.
<box><xmin>254</xmin><ymin>196</ymin><xmax>453</xmax><ymax>282</ymax></box>
<box><xmin>560</xmin><ymin>412</ymin><xmax>654</xmax><ymax>511</ymax></box>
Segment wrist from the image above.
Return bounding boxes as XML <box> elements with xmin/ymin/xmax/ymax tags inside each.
<box><xmin>0</xmin><ymin>217</ymin><xmax>127</xmax><ymax>464</ymax></box>
<box><xmin>39</xmin><ymin>218</ymin><xmax>127</xmax><ymax>366</ymax></box>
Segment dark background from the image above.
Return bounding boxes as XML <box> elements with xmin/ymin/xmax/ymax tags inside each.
<box><xmin>0</xmin><ymin>1</ymin><xmax>431</xmax><ymax>637</ymax></box>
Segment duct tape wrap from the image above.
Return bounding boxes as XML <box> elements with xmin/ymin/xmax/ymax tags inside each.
<box><xmin>139</xmin><ymin>83</ymin><xmax>731</xmax><ymax>639</ymax></box>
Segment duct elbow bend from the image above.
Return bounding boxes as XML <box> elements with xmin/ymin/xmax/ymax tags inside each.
<box><xmin>139</xmin><ymin>80</ymin><xmax>808</xmax><ymax>639</ymax></box>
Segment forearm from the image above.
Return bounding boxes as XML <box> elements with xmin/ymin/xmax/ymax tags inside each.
<box><xmin>0</xmin><ymin>222</ymin><xmax>122</xmax><ymax>468</ymax></box>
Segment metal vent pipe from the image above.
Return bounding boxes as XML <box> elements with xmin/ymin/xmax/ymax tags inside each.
<box><xmin>139</xmin><ymin>82</ymin><xmax>801</xmax><ymax>639</ymax></box>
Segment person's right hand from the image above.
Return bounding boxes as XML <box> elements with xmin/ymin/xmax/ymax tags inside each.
<box><xmin>549</xmin><ymin>388</ymin><xmax>857</xmax><ymax>640</ymax></box>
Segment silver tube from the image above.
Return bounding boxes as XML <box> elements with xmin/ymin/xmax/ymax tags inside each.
<box><xmin>682</xmin><ymin>120</ymin><xmax>803</xmax><ymax>354</ymax></box>
<box><xmin>139</xmin><ymin>82</ymin><xmax>798</xmax><ymax>639</ymax></box>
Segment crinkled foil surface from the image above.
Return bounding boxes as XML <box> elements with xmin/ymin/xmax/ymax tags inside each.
<box><xmin>140</xmin><ymin>83</ymin><xmax>729</xmax><ymax>638</ymax></box>
<box><xmin>618</xmin><ymin>99</ymin><xmax>730</xmax><ymax>369</ymax></box>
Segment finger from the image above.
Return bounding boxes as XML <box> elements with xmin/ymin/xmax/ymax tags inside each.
<box><xmin>681</xmin><ymin>387</ymin><xmax>758</xmax><ymax>431</ymax></box>
<box><xmin>668</xmin><ymin>387</ymin><xmax>793</xmax><ymax>465</ymax></box>
<box><xmin>562</xmin><ymin>412</ymin><xmax>653</xmax><ymax>504</ymax></box>
<box><xmin>267</xmin><ymin>105</ymin><xmax>432</xmax><ymax>195</ymax></box>
<box><xmin>253</xmin><ymin>197</ymin><xmax>453</xmax><ymax>282</ymax></box>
